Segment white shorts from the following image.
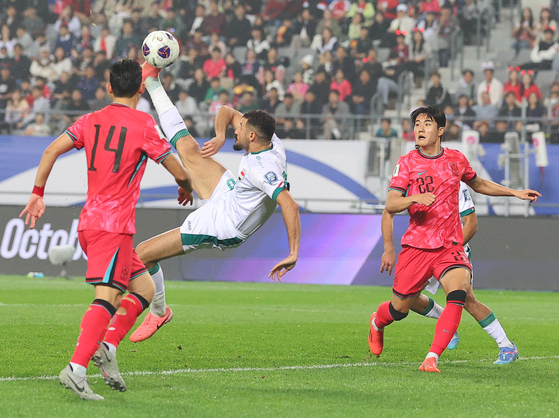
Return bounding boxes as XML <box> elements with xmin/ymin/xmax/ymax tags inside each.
<box><xmin>179</xmin><ymin>170</ymin><xmax>244</xmax><ymax>253</ymax></box>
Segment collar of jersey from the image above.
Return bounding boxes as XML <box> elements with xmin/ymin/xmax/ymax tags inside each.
<box><xmin>110</xmin><ymin>102</ymin><xmax>131</xmax><ymax>108</ymax></box>
<box><xmin>250</xmin><ymin>144</ymin><xmax>274</xmax><ymax>155</ymax></box>
<box><xmin>418</xmin><ymin>146</ymin><xmax>444</xmax><ymax>159</ymax></box>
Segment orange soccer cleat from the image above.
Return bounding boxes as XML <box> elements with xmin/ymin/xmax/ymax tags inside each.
<box><xmin>130</xmin><ymin>307</ymin><xmax>173</xmax><ymax>343</ymax></box>
<box><xmin>419</xmin><ymin>357</ymin><xmax>441</xmax><ymax>373</ymax></box>
<box><xmin>368</xmin><ymin>312</ymin><xmax>384</xmax><ymax>356</ymax></box>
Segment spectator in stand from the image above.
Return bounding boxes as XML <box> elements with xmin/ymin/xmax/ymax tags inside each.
<box><xmin>240</xmin><ymin>49</ymin><xmax>262</xmax><ymax>91</ymax></box>
<box><xmin>387</xmin><ymin>4</ymin><xmax>415</xmax><ymax>46</ymax></box>
<box><xmin>477</xmin><ymin>61</ymin><xmax>504</xmax><ymax>106</ymax></box>
<box><xmin>11</xmin><ymin>44</ymin><xmax>31</xmax><ymax>82</ymax></box>
<box><xmin>333</xmin><ymin>45</ymin><xmax>355</xmax><ymax>83</ymax></box>
<box><xmin>417</xmin><ymin>12</ymin><xmax>438</xmax><ymax>46</ymax></box>
<box><xmin>75</xmin><ymin>46</ymin><xmax>95</xmax><ymax>74</ymax></box>
<box><xmin>277</xmin><ymin>117</ymin><xmax>304</xmax><ymax>139</ymax></box>
<box><xmin>0</xmin><ymin>67</ymin><xmax>16</xmax><ymax>109</ymax></box>
<box><xmin>224</xmin><ymin>52</ymin><xmax>242</xmax><ymax>86</ymax></box>
<box><xmin>52</xmin><ymin>71</ymin><xmax>75</xmax><ymax>102</ymax></box>
<box><xmin>312</xmin><ymin>27</ymin><xmax>338</xmax><ymax>55</ymax></box>
<box><xmin>88</xmin><ymin>85</ymin><xmax>111</xmax><ymax>111</ymax></box>
<box><xmin>353</xmin><ymin>26</ymin><xmax>373</xmax><ymax>60</ymax></box>
<box><xmin>520</xmin><ymin>71</ymin><xmax>542</xmax><ymax>101</ymax></box>
<box><xmin>521</xmin><ymin>28</ymin><xmax>559</xmax><ymax>70</ymax></box>
<box><xmin>51</xmin><ymin>46</ymin><xmax>72</xmax><ymax>81</ymax></box>
<box><xmin>142</xmin><ymin>2</ymin><xmax>163</xmax><ymax>34</ymax></box>
<box><xmin>287</xmin><ymin>71</ymin><xmax>309</xmax><ymax>103</ymax></box>
<box><xmin>406</xmin><ymin>29</ymin><xmax>430</xmax><ymax>84</ymax></box>
<box><xmin>62</xmin><ymin>0</ymin><xmax>92</xmax><ymax>25</ymax></box>
<box><xmin>114</xmin><ymin>20</ymin><xmax>141</xmax><ymax>59</ymax></box>
<box><xmin>322</xmin><ymin>89</ymin><xmax>350</xmax><ymax>139</ymax></box>
<box><xmin>54</xmin><ymin>24</ymin><xmax>75</xmax><ymax>57</ymax></box>
<box><xmin>392</xmin><ymin>33</ymin><xmax>409</xmax><ymax>64</ymax></box>
<box><xmin>347</xmin><ymin>0</ymin><xmax>375</xmax><ymax>26</ymax></box>
<box><xmin>274</xmin><ymin>17</ymin><xmax>295</xmax><ymax>48</ymax></box>
<box><xmin>204</xmin><ymin>76</ymin><xmax>225</xmax><ymax>108</ymax></box>
<box><xmin>292</xmin><ymin>7</ymin><xmax>317</xmax><ymax>49</ymax></box>
<box><xmin>309</xmin><ymin>69</ymin><xmax>331</xmax><ymax>108</ymax></box>
<box><xmin>455</xmin><ymin>69</ymin><xmax>476</xmax><ymax>106</ymax></box>
<box><xmin>76</xmin><ymin>25</ymin><xmax>94</xmax><ymax>53</ymax></box>
<box><xmin>30</xmin><ymin>46</ymin><xmax>56</xmax><ymax>81</ymax></box>
<box><xmin>66</xmin><ymin>88</ymin><xmax>89</xmax><ymax>122</ymax></box>
<box><xmin>361</xmin><ymin>48</ymin><xmax>383</xmax><ymax>85</ymax></box>
<box><xmin>376</xmin><ymin>0</ymin><xmax>399</xmax><ymax>20</ymax></box>
<box><xmin>330</xmin><ymin>68</ymin><xmax>352</xmax><ymax>102</ymax></box>
<box><xmin>426</xmin><ymin>71</ymin><xmax>452</xmax><ymax>108</ymax></box>
<box><xmin>203</xmin><ymin>47</ymin><xmax>227</xmax><ymax>79</ymax></box>
<box><xmin>188</xmin><ymin>68</ymin><xmax>210</xmax><ymax>105</ymax></box>
<box><xmin>315</xmin><ymin>9</ymin><xmax>343</xmax><ymax>41</ymax></box>
<box><xmin>370</xmin><ymin>11</ymin><xmax>390</xmax><ymax>46</ymax></box>
<box><xmin>347</xmin><ymin>13</ymin><xmax>364</xmax><ymax>42</ymax></box>
<box><xmin>16</xmin><ymin>27</ymin><xmax>34</xmax><ymax>53</ymax></box>
<box><xmin>225</xmin><ymin>4</ymin><xmax>252</xmax><ymax>49</ymax></box>
<box><xmin>263</xmin><ymin>47</ymin><xmax>281</xmax><ymax>73</ymax></box>
<box><xmin>525</xmin><ymin>91</ymin><xmax>545</xmax><ymax>124</ymax></box>
<box><xmin>0</xmin><ymin>24</ymin><xmax>17</xmax><ymax>56</ymax></box>
<box><xmin>401</xmin><ymin>117</ymin><xmax>414</xmax><ymax>142</ymax></box>
<box><xmin>19</xmin><ymin>85</ymin><xmax>50</xmax><ymax>128</ymax></box>
<box><xmin>262</xmin><ymin>68</ymin><xmax>285</xmax><ymax>99</ymax></box>
<box><xmin>21</xmin><ymin>6</ymin><xmax>45</xmax><ymax>38</ymax></box>
<box><xmin>376</xmin><ymin>118</ymin><xmax>398</xmax><ymax>138</ymax></box>
<box><xmin>130</xmin><ymin>7</ymin><xmax>144</xmax><ymax>36</ymax></box>
<box><xmin>23</xmin><ymin>112</ymin><xmax>51</xmax><ymax>136</ymax></box>
<box><xmin>534</xmin><ymin>8</ymin><xmax>556</xmax><ymax>42</ymax></box>
<box><xmin>300</xmin><ymin>90</ymin><xmax>322</xmax><ymax>137</ymax></box>
<box><xmin>177</xmin><ymin>48</ymin><xmax>204</xmax><ymax>81</ymax></box>
<box><xmin>161</xmin><ymin>72</ymin><xmax>181</xmax><ymax>102</ymax></box>
<box><xmin>503</xmin><ymin>66</ymin><xmax>522</xmax><ymax>103</ymax></box>
<box><xmin>35</xmin><ymin>76</ymin><xmax>51</xmax><ymax>101</ymax></box>
<box><xmin>276</xmin><ymin>92</ymin><xmax>301</xmax><ymax>124</ymax></box>
<box><xmin>377</xmin><ymin>51</ymin><xmax>405</xmax><ymax>111</ymax></box>
<box><xmin>350</xmin><ymin>68</ymin><xmax>376</xmax><ymax>115</ymax></box>
<box><xmin>300</xmin><ymin>53</ymin><xmax>315</xmax><ymax>85</ymax></box>
<box><xmin>75</xmin><ymin>65</ymin><xmax>99</xmax><ymax>101</ymax></box>
<box><xmin>209</xmin><ymin>89</ymin><xmax>233</xmax><ymax>115</ymax></box>
<box><xmin>477</xmin><ymin>120</ymin><xmax>501</xmax><ymax>143</ymax></box>
<box><xmin>511</xmin><ymin>7</ymin><xmax>536</xmax><ymax>56</ymax></box>
<box><xmin>460</xmin><ymin>0</ymin><xmax>485</xmax><ymax>46</ymax></box>
<box><xmin>201</xmin><ymin>1</ymin><xmax>226</xmax><ymax>38</ymax></box>
<box><xmin>175</xmin><ymin>89</ymin><xmax>199</xmax><ymax>118</ymax></box>
<box><xmin>454</xmin><ymin>94</ymin><xmax>476</xmax><ymax>128</ymax></box>
<box><xmin>316</xmin><ymin>50</ymin><xmax>335</xmax><ymax>78</ymax></box>
<box><xmin>4</xmin><ymin>89</ymin><xmax>30</xmax><ymax>130</ymax></box>
<box><xmin>160</xmin><ymin>7</ymin><xmax>185</xmax><ymax>39</ymax></box>
<box><xmin>419</xmin><ymin>0</ymin><xmax>441</xmax><ymax>17</ymax></box>
<box><xmin>4</xmin><ymin>5</ymin><xmax>20</xmax><ymax>38</ymax></box>
<box><xmin>437</xmin><ymin>5</ymin><xmax>458</xmax><ymax>67</ymax></box>
<box><xmin>237</xmin><ymin>90</ymin><xmax>259</xmax><ymax>113</ymax></box>
<box><xmin>261</xmin><ymin>0</ymin><xmax>286</xmax><ymax>28</ymax></box>
<box><xmin>25</xmin><ymin>31</ymin><xmax>48</xmax><ymax>59</ymax></box>
<box><xmin>93</xmin><ymin>26</ymin><xmax>116</xmax><ymax>60</ymax></box>
<box><xmin>54</xmin><ymin>5</ymin><xmax>81</xmax><ymax>38</ymax></box>
<box><xmin>260</xmin><ymin>86</ymin><xmax>282</xmax><ymax>113</ymax></box>
<box><xmin>329</xmin><ymin>0</ymin><xmax>351</xmax><ymax>22</ymax></box>
<box><xmin>247</xmin><ymin>28</ymin><xmax>271</xmax><ymax>61</ymax></box>
<box><xmin>473</xmin><ymin>91</ymin><xmax>499</xmax><ymax>128</ymax></box>
<box><xmin>498</xmin><ymin>91</ymin><xmax>522</xmax><ymax>129</ymax></box>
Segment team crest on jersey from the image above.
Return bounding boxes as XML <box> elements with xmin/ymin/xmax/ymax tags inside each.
<box><xmin>264</xmin><ymin>171</ymin><xmax>278</xmax><ymax>184</ymax></box>
<box><xmin>392</xmin><ymin>164</ymin><xmax>400</xmax><ymax>178</ymax></box>
<box><xmin>238</xmin><ymin>169</ymin><xmax>246</xmax><ymax>181</ymax></box>
<box><xmin>450</xmin><ymin>162</ymin><xmax>459</xmax><ymax>176</ymax></box>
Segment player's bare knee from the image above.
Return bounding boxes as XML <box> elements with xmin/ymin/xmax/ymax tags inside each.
<box><xmin>136</xmin><ymin>241</ymin><xmax>155</xmax><ymax>267</ymax></box>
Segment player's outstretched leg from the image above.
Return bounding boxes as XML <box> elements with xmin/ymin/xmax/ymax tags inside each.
<box><xmin>411</xmin><ymin>294</ymin><xmax>460</xmax><ymax>350</ymax></box>
<box><xmin>59</xmin><ymin>364</ymin><xmax>104</xmax><ymax>401</ymax></box>
<box><xmin>130</xmin><ymin>264</ymin><xmax>173</xmax><ymax>342</ymax></box>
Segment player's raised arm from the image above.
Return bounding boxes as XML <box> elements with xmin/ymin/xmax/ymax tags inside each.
<box><xmin>201</xmin><ymin>106</ymin><xmax>244</xmax><ymax>158</ymax></box>
<box><xmin>468</xmin><ymin>177</ymin><xmax>541</xmax><ymax>202</ymax></box>
<box><xmin>268</xmin><ymin>188</ymin><xmax>301</xmax><ymax>282</ymax></box>
<box><xmin>20</xmin><ymin>132</ymin><xmax>75</xmax><ymax>229</ymax></box>
<box><xmin>380</xmin><ymin>209</ymin><xmax>396</xmax><ymax>275</ymax></box>
<box><xmin>160</xmin><ymin>153</ymin><xmax>194</xmax><ymax>206</ymax></box>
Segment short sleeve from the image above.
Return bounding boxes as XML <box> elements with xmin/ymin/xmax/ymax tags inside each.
<box><xmin>389</xmin><ymin>156</ymin><xmax>410</xmax><ymax>195</ymax></box>
<box><xmin>64</xmin><ymin>114</ymin><xmax>90</xmax><ymax>150</ymax></box>
<box><xmin>459</xmin><ymin>182</ymin><xmax>475</xmax><ymax>217</ymax></box>
<box><xmin>251</xmin><ymin>160</ymin><xmax>287</xmax><ymax>202</ymax></box>
<box><xmin>143</xmin><ymin>116</ymin><xmax>172</xmax><ymax>164</ymax></box>
<box><xmin>460</xmin><ymin>153</ymin><xmax>477</xmax><ymax>184</ymax></box>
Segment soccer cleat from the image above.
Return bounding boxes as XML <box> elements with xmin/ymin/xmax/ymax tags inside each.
<box><xmin>92</xmin><ymin>344</ymin><xmax>126</xmax><ymax>392</ymax></box>
<box><xmin>141</xmin><ymin>61</ymin><xmax>161</xmax><ymax>83</ymax></box>
<box><xmin>447</xmin><ymin>332</ymin><xmax>460</xmax><ymax>350</ymax></box>
<box><xmin>130</xmin><ymin>307</ymin><xmax>173</xmax><ymax>343</ymax></box>
<box><xmin>59</xmin><ymin>364</ymin><xmax>104</xmax><ymax>400</ymax></box>
<box><xmin>494</xmin><ymin>343</ymin><xmax>519</xmax><ymax>364</ymax></box>
<box><xmin>368</xmin><ymin>312</ymin><xmax>384</xmax><ymax>356</ymax></box>
<box><xmin>419</xmin><ymin>357</ymin><xmax>441</xmax><ymax>373</ymax></box>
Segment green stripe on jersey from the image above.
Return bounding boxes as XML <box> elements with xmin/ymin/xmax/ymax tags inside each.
<box><xmin>272</xmin><ymin>186</ymin><xmax>286</xmax><ymax>202</ymax></box>
<box><xmin>181</xmin><ymin>234</ymin><xmax>243</xmax><ymax>248</ymax></box>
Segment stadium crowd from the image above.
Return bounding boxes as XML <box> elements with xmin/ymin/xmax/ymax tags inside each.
<box><xmin>1</xmin><ymin>0</ymin><xmax>559</xmax><ymax>141</ymax></box>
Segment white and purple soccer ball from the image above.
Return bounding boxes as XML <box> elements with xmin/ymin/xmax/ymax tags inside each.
<box><xmin>142</xmin><ymin>30</ymin><xmax>180</xmax><ymax>68</ymax></box>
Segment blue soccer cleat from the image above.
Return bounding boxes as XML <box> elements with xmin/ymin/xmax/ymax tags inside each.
<box><xmin>447</xmin><ymin>332</ymin><xmax>460</xmax><ymax>350</ymax></box>
<box><xmin>494</xmin><ymin>343</ymin><xmax>519</xmax><ymax>364</ymax></box>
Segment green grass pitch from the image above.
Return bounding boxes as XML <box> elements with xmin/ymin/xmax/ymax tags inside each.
<box><xmin>0</xmin><ymin>275</ymin><xmax>558</xmax><ymax>417</ymax></box>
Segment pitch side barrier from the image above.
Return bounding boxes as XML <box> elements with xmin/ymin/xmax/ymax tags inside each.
<box><xmin>0</xmin><ymin>205</ymin><xmax>557</xmax><ymax>291</ymax></box>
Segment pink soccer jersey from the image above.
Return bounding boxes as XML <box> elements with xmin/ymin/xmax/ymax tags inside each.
<box><xmin>66</xmin><ymin>103</ymin><xmax>172</xmax><ymax>235</ymax></box>
<box><xmin>389</xmin><ymin>147</ymin><xmax>477</xmax><ymax>249</ymax></box>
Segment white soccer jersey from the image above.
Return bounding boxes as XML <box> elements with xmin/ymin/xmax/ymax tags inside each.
<box><xmin>221</xmin><ymin>133</ymin><xmax>288</xmax><ymax>239</ymax></box>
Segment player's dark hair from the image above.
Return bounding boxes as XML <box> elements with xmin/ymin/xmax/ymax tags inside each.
<box><xmin>410</xmin><ymin>105</ymin><xmax>446</xmax><ymax>129</ymax></box>
<box><xmin>109</xmin><ymin>59</ymin><xmax>142</xmax><ymax>98</ymax></box>
<box><xmin>244</xmin><ymin>110</ymin><xmax>276</xmax><ymax>143</ymax></box>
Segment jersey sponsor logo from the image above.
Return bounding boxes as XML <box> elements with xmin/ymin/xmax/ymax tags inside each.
<box><xmin>264</xmin><ymin>171</ymin><xmax>278</xmax><ymax>184</ymax></box>
<box><xmin>450</xmin><ymin>162</ymin><xmax>459</xmax><ymax>176</ymax></box>
<box><xmin>392</xmin><ymin>164</ymin><xmax>400</xmax><ymax>178</ymax></box>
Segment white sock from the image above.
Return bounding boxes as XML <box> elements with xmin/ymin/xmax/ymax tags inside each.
<box><xmin>144</xmin><ymin>76</ymin><xmax>174</xmax><ymax>115</ymax></box>
<box><xmin>480</xmin><ymin>313</ymin><xmax>513</xmax><ymax>348</ymax></box>
<box><xmin>103</xmin><ymin>342</ymin><xmax>117</xmax><ymax>355</ymax></box>
<box><xmin>69</xmin><ymin>362</ymin><xmax>87</xmax><ymax>377</ymax></box>
<box><xmin>159</xmin><ymin>107</ymin><xmax>189</xmax><ymax>147</ymax></box>
<box><xmin>148</xmin><ymin>264</ymin><xmax>167</xmax><ymax>316</ymax></box>
<box><xmin>425</xmin><ymin>352</ymin><xmax>439</xmax><ymax>362</ymax></box>
<box><xmin>424</xmin><ymin>302</ymin><xmax>443</xmax><ymax>319</ymax></box>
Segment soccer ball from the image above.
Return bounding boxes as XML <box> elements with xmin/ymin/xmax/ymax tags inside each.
<box><xmin>142</xmin><ymin>31</ymin><xmax>180</xmax><ymax>68</ymax></box>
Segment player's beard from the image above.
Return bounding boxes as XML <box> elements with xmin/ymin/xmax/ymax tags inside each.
<box><xmin>233</xmin><ymin>134</ymin><xmax>244</xmax><ymax>151</ymax></box>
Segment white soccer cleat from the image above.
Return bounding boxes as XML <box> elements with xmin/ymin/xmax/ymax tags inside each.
<box><xmin>59</xmin><ymin>364</ymin><xmax>104</xmax><ymax>401</ymax></box>
<box><xmin>92</xmin><ymin>343</ymin><xmax>126</xmax><ymax>392</ymax></box>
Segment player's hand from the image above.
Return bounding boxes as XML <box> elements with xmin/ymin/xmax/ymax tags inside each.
<box><xmin>514</xmin><ymin>189</ymin><xmax>542</xmax><ymax>202</ymax></box>
<box><xmin>177</xmin><ymin>187</ymin><xmax>194</xmax><ymax>206</ymax></box>
<box><xmin>380</xmin><ymin>249</ymin><xmax>396</xmax><ymax>275</ymax></box>
<box><xmin>201</xmin><ymin>135</ymin><xmax>226</xmax><ymax>158</ymax></box>
<box><xmin>19</xmin><ymin>194</ymin><xmax>45</xmax><ymax>229</ymax></box>
<box><xmin>268</xmin><ymin>254</ymin><xmax>297</xmax><ymax>282</ymax></box>
<box><xmin>413</xmin><ymin>192</ymin><xmax>436</xmax><ymax>206</ymax></box>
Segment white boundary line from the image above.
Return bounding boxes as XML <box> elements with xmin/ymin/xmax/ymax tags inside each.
<box><xmin>2</xmin><ymin>355</ymin><xmax>558</xmax><ymax>383</ymax></box>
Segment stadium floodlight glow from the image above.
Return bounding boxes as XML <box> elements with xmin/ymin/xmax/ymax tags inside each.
<box><xmin>48</xmin><ymin>244</ymin><xmax>75</xmax><ymax>280</ymax></box>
